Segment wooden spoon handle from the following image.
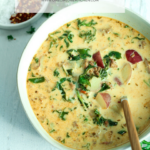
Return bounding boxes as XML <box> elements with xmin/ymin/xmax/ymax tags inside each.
<box><xmin>122</xmin><ymin>100</ymin><xmax>141</xmax><ymax>150</ymax></box>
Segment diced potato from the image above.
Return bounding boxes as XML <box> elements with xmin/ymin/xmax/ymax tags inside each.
<box><xmin>121</xmin><ymin>63</ymin><xmax>132</xmax><ymax>84</ymax></box>
<box><xmin>96</xmin><ymin>93</ymin><xmax>111</xmax><ymax>109</ymax></box>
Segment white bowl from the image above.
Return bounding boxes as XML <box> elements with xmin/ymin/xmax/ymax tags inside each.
<box><xmin>17</xmin><ymin>1</ymin><xmax>150</xmax><ymax>150</ymax></box>
<box><xmin>0</xmin><ymin>2</ymin><xmax>48</xmax><ymax>30</ymax></box>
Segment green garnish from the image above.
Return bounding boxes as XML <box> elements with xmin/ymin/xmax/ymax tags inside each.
<box><xmin>140</xmin><ymin>140</ymin><xmax>150</xmax><ymax>150</ymax></box>
<box><xmin>131</xmin><ymin>37</ymin><xmax>145</xmax><ymax>43</ymax></box>
<box><xmin>26</xmin><ymin>26</ymin><xmax>35</xmax><ymax>34</ymax></box>
<box><xmin>143</xmin><ymin>79</ymin><xmax>150</xmax><ymax>87</ymax></box>
<box><xmin>60</xmin><ymin>45</ymin><xmax>63</xmax><ymax>50</ymax></box>
<box><xmin>118</xmin><ymin>130</ymin><xmax>127</xmax><ymax>135</ymax></box>
<box><xmin>113</xmin><ymin>32</ymin><xmax>120</xmax><ymax>36</ymax></box>
<box><xmin>76</xmin><ymin>90</ymin><xmax>88</xmax><ymax>111</ymax></box>
<box><xmin>94</xmin><ymin>83</ymin><xmax>110</xmax><ymax>97</ymax></box>
<box><xmin>43</xmin><ymin>13</ymin><xmax>54</xmax><ymax>18</ymax></box>
<box><xmin>93</xmin><ymin>109</ymin><xmax>118</xmax><ymax>126</ymax></box>
<box><xmin>67</xmin><ymin>23</ymin><xmax>71</xmax><ymax>27</ymax></box>
<box><xmin>94</xmin><ymin>109</ymin><xmax>100</xmax><ymax>115</ymax></box>
<box><xmin>32</xmin><ymin>72</ymin><xmax>35</xmax><ymax>77</ymax></box>
<box><xmin>99</xmin><ymin>68</ymin><xmax>107</xmax><ymax>80</ymax></box>
<box><xmin>67</xmin><ymin>48</ymin><xmax>91</xmax><ymax>61</ymax></box>
<box><xmin>54</xmin><ymin>69</ymin><xmax>59</xmax><ymax>77</ymax></box>
<box><xmin>124</xmin><ymin>25</ymin><xmax>129</xmax><ymax>28</ymax></box>
<box><xmin>53</xmin><ymin>109</ymin><xmax>69</xmax><ymax>121</ymax></box>
<box><xmin>61</xmin><ymin>139</ymin><xmax>65</xmax><ymax>143</ymax></box>
<box><xmin>82</xmin><ymin>143</ymin><xmax>90</xmax><ymax>149</ymax></box>
<box><xmin>78</xmin><ymin>63</ymin><xmax>97</xmax><ymax>90</ymax></box>
<box><xmin>49</xmin><ymin>38</ymin><xmax>57</xmax><ymax>51</ymax></box>
<box><xmin>108</xmin><ymin>37</ymin><xmax>110</xmax><ymax>41</ymax></box>
<box><xmin>7</xmin><ymin>35</ymin><xmax>14</xmax><ymax>40</ymax></box>
<box><xmin>59</xmin><ymin>30</ymin><xmax>74</xmax><ymax>48</ymax></box>
<box><xmin>34</xmin><ymin>57</ymin><xmax>39</xmax><ymax>63</ymax></box>
<box><xmin>67</xmin><ymin>69</ymin><xmax>73</xmax><ymax>75</ymax></box>
<box><xmin>109</xmin><ymin>51</ymin><xmax>122</xmax><ymax>59</ymax></box>
<box><xmin>84</xmin><ymin>116</ymin><xmax>88</xmax><ymax>122</ymax></box>
<box><xmin>79</xmin><ymin>27</ymin><xmax>96</xmax><ymax>43</ymax></box>
<box><xmin>28</xmin><ymin>77</ymin><xmax>45</xmax><ymax>83</ymax></box>
<box><xmin>77</xmin><ymin>19</ymin><xmax>97</xmax><ymax>28</ymax></box>
<box><xmin>66</xmin><ymin>132</ymin><xmax>70</xmax><ymax>138</ymax></box>
<box><xmin>82</xmin><ymin>132</ymin><xmax>86</xmax><ymax>135</ymax></box>
<box><xmin>53</xmin><ymin>78</ymin><xmax>75</xmax><ymax>102</ymax></box>
<box><xmin>64</xmin><ymin>38</ymin><xmax>69</xmax><ymax>48</ymax></box>
<box><xmin>50</xmin><ymin>129</ymin><xmax>55</xmax><ymax>133</ymax></box>
<box><xmin>50</xmin><ymin>31</ymin><xmax>61</xmax><ymax>35</ymax></box>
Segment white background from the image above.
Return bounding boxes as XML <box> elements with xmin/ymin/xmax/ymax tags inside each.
<box><xmin>0</xmin><ymin>0</ymin><xmax>150</xmax><ymax>150</ymax></box>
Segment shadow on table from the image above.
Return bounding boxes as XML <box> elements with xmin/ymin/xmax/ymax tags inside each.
<box><xmin>0</xmin><ymin>85</ymin><xmax>40</xmax><ymax>137</ymax></box>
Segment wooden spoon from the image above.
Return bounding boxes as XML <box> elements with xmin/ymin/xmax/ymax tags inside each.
<box><xmin>121</xmin><ymin>96</ymin><xmax>141</xmax><ymax>150</ymax></box>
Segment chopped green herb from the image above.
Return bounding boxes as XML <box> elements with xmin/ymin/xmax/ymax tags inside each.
<box><xmin>64</xmin><ymin>38</ymin><xmax>69</xmax><ymax>48</ymax></box>
<box><xmin>94</xmin><ymin>83</ymin><xmax>110</xmax><ymax>97</ymax></box>
<box><xmin>67</xmin><ymin>23</ymin><xmax>71</xmax><ymax>27</ymax></box>
<box><xmin>136</xmin><ymin>126</ymin><xmax>139</xmax><ymax>131</ymax></box>
<box><xmin>67</xmin><ymin>48</ymin><xmax>91</xmax><ymax>61</ymax></box>
<box><xmin>113</xmin><ymin>32</ymin><xmax>120</xmax><ymax>36</ymax></box>
<box><xmin>54</xmin><ymin>69</ymin><xmax>59</xmax><ymax>77</ymax></box>
<box><xmin>66</xmin><ymin>132</ymin><xmax>70</xmax><ymax>138</ymax></box>
<box><xmin>124</xmin><ymin>25</ymin><xmax>129</xmax><ymax>28</ymax></box>
<box><xmin>61</xmin><ymin>139</ymin><xmax>65</xmax><ymax>143</ymax></box>
<box><xmin>79</xmin><ymin>27</ymin><xmax>96</xmax><ymax>43</ymax></box>
<box><xmin>53</xmin><ymin>109</ymin><xmax>69</xmax><ymax>121</ymax></box>
<box><xmin>76</xmin><ymin>90</ymin><xmax>88</xmax><ymax>111</ymax></box>
<box><xmin>93</xmin><ymin>109</ymin><xmax>118</xmax><ymax>126</ymax></box>
<box><xmin>50</xmin><ymin>31</ymin><xmax>61</xmax><ymax>35</ymax></box>
<box><xmin>32</xmin><ymin>72</ymin><xmax>35</xmax><ymax>77</ymax></box>
<box><xmin>131</xmin><ymin>36</ymin><xmax>145</xmax><ymax>43</ymax></box>
<box><xmin>26</xmin><ymin>26</ymin><xmax>35</xmax><ymax>34</ymax></box>
<box><xmin>47</xmin><ymin>119</ymin><xmax>49</xmax><ymax>125</ymax></box>
<box><xmin>50</xmin><ymin>129</ymin><xmax>55</xmax><ymax>133</ymax></box>
<box><xmin>59</xmin><ymin>30</ymin><xmax>74</xmax><ymax>47</ymax></box>
<box><xmin>28</xmin><ymin>77</ymin><xmax>45</xmax><ymax>83</ymax></box>
<box><xmin>7</xmin><ymin>35</ymin><xmax>14</xmax><ymax>40</ymax></box>
<box><xmin>99</xmin><ymin>68</ymin><xmax>107</xmax><ymax>80</ymax></box>
<box><xmin>82</xmin><ymin>132</ymin><xmax>86</xmax><ymax>135</ymax></box>
<box><xmin>49</xmin><ymin>37</ymin><xmax>57</xmax><ymax>51</ymax></box>
<box><xmin>84</xmin><ymin>116</ymin><xmax>88</xmax><ymax>122</ymax></box>
<box><xmin>82</xmin><ymin>143</ymin><xmax>90</xmax><ymax>150</ymax></box>
<box><xmin>109</xmin><ymin>51</ymin><xmax>122</xmax><ymax>59</ymax></box>
<box><xmin>108</xmin><ymin>37</ymin><xmax>110</xmax><ymax>41</ymax></box>
<box><xmin>34</xmin><ymin>57</ymin><xmax>39</xmax><ymax>63</ymax></box>
<box><xmin>143</xmin><ymin>79</ymin><xmax>150</xmax><ymax>87</ymax></box>
<box><xmin>118</xmin><ymin>130</ymin><xmax>127</xmax><ymax>135</ymax></box>
<box><xmin>94</xmin><ymin>109</ymin><xmax>100</xmax><ymax>115</ymax></box>
<box><xmin>43</xmin><ymin>13</ymin><xmax>54</xmax><ymax>18</ymax></box>
<box><xmin>77</xmin><ymin>19</ymin><xmax>97</xmax><ymax>28</ymax></box>
<box><xmin>60</xmin><ymin>45</ymin><xmax>63</xmax><ymax>50</ymax></box>
<box><xmin>140</xmin><ymin>140</ymin><xmax>150</xmax><ymax>150</ymax></box>
<box><xmin>67</xmin><ymin>69</ymin><xmax>73</xmax><ymax>75</ymax></box>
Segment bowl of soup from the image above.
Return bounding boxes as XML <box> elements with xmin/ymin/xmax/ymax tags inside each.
<box><xmin>17</xmin><ymin>1</ymin><xmax>150</xmax><ymax>150</ymax></box>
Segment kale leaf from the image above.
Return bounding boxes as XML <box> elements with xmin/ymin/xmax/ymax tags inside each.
<box><xmin>93</xmin><ymin>109</ymin><xmax>118</xmax><ymax>126</ymax></box>
<box><xmin>67</xmin><ymin>48</ymin><xmax>91</xmax><ymax>61</ymax></box>
<box><xmin>54</xmin><ymin>69</ymin><xmax>59</xmax><ymax>77</ymax></box>
<box><xmin>28</xmin><ymin>77</ymin><xmax>45</xmax><ymax>83</ymax></box>
<box><xmin>53</xmin><ymin>109</ymin><xmax>69</xmax><ymax>121</ymax></box>
<box><xmin>118</xmin><ymin>130</ymin><xmax>127</xmax><ymax>135</ymax></box>
<box><xmin>77</xmin><ymin>19</ymin><xmax>97</xmax><ymax>28</ymax></box>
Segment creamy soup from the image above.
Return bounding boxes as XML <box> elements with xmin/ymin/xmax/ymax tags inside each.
<box><xmin>26</xmin><ymin>16</ymin><xmax>150</xmax><ymax>150</ymax></box>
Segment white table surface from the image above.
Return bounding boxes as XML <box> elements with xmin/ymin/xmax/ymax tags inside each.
<box><xmin>1</xmin><ymin>0</ymin><xmax>150</xmax><ymax>150</ymax></box>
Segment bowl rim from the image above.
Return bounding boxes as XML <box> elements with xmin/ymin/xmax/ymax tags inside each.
<box><xmin>17</xmin><ymin>2</ymin><xmax>150</xmax><ymax>150</ymax></box>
